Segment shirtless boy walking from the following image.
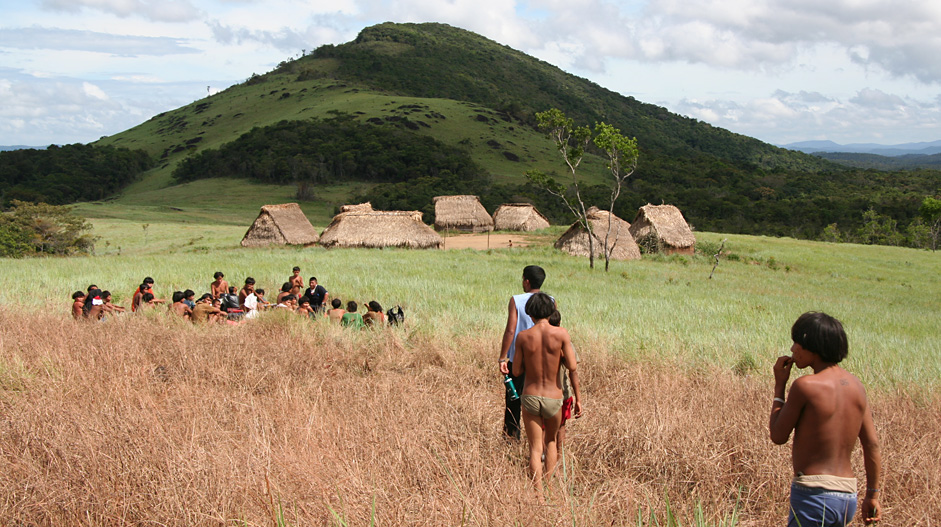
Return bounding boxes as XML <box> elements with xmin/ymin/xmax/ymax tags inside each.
<box><xmin>769</xmin><ymin>312</ymin><xmax>882</xmax><ymax>526</ymax></box>
<box><xmin>512</xmin><ymin>292</ymin><xmax>581</xmax><ymax>493</ymax></box>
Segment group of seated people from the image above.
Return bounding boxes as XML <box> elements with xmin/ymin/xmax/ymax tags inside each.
<box><xmin>70</xmin><ymin>268</ymin><xmax>392</xmax><ymax>328</ymax></box>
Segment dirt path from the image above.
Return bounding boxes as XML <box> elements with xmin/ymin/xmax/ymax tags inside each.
<box><xmin>441</xmin><ymin>233</ymin><xmax>533</xmax><ymax>250</ymax></box>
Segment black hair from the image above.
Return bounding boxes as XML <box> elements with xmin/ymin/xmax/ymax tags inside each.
<box><xmin>140</xmin><ymin>283</ymin><xmax>152</xmax><ymax>291</ymax></box>
<box><xmin>72</xmin><ymin>291</ymin><xmax>85</xmax><ymax>300</ymax></box>
<box><xmin>525</xmin><ymin>292</ymin><xmax>555</xmax><ymax>321</ymax></box>
<box><xmin>548</xmin><ymin>309</ymin><xmax>561</xmax><ymax>327</ymax></box>
<box><xmin>144</xmin><ymin>277</ymin><xmax>154</xmax><ymax>284</ymax></box>
<box><xmin>228</xmin><ymin>286</ymin><xmax>236</xmax><ymax>294</ymax></box>
<box><xmin>347</xmin><ymin>300</ymin><xmax>358</xmax><ymax>312</ymax></box>
<box><xmin>198</xmin><ymin>293</ymin><xmax>213</xmax><ymax>302</ymax></box>
<box><xmin>214</xmin><ymin>271</ymin><xmax>224</xmax><ymax>279</ymax></box>
<box><xmin>522</xmin><ymin>265</ymin><xmax>546</xmax><ymax>289</ymax></box>
<box><xmin>368</xmin><ymin>300</ymin><xmax>382</xmax><ymax>312</ymax></box>
<box><xmin>331</xmin><ymin>298</ymin><xmax>342</xmax><ymax>308</ymax></box>
<box><xmin>283</xmin><ymin>294</ymin><xmax>297</xmax><ymax>302</ymax></box>
<box><xmin>298</xmin><ymin>298</ymin><xmax>310</xmax><ymax>305</ymax></box>
<box><xmin>281</xmin><ymin>282</ymin><xmax>292</xmax><ymax>292</ymax></box>
<box><xmin>141</xmin><ymin>293</ymin><xmax>155</xmax><ymax>303</ymax></box>
<box><xmin>791</xmin><ymin>312</ymin><xmax>849</xmax><ymax>363</ymax></box>
<box><xmin>255</xmin><ymin>288</ymin><xmax>265</xmax><ymax>295</ymax></box>
<box><xmin>292</xmin><ymin>266</ymin><xmax>300</xmax><ymax>272</ymax></box>
<box><xmin>183</xmin><ymin>289</ymin><xmax>195</xmax><ymax>299</ymax></box>
<box><xmin>244</xmin><ymin>277</ymin><xmax>255</xmax><ymax>285</ymax></box>
<box><xmin>101</xmin><ymin>291</ymin><xmax>111</xmax><ymax>300</ymax></box>
<box><xmin>309</xmin><ymin>276</ymin><xmax>317</xmax><ymax>282</ymax></box>
<box><xmin>87</xmin><ymin>284</ymin><xmax>97</xmax><ymax>292</ymax></box>
<box><xmin>83</xmin><ymin>288</ymin><xmax>102</xmax><ymax>315</ymax></box>
<box><xmin>172</xmin><ymin>291</ymin><xmax>184</xmax><ymax>303</ymax></box>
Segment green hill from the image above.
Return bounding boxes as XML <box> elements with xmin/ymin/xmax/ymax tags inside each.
<box><xmin>78</xmin><ymin>22</ymin><xmax>937</xmax><ymax>237</ymax></box>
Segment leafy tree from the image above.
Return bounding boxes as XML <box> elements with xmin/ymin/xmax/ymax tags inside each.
<box><xmin>856</xmin><ymin>208</ymin><xmax>902</xmax><ymax>246</ymax></box>
<box><xmin>919</xmin><ymin>196</ymin><xmax>941</xmax><ymax>250</ymax></box>
<box><xmin>0</xmin><ymin>200</ymin><xmax>96</xmax><ymax>257</ymax></box>
<box><xmin>526</xmin><ymin>109</ymin><xmax>638</xmax><ymax>270</ymax></box>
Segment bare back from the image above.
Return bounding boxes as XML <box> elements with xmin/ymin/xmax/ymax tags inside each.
<box><xmin>514</xmin><ymin>320</ymin><xmax>576</xmax><ymax>398</ymax></box>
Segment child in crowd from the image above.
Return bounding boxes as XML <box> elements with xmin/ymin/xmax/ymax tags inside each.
<box><xmin>238</xmin><ymin>278</ymin><xmax>255</xmax><ymax>307</ymax></box>
<box><xmin>327</xmin><ymin>298</ymin><xmax>345</xmax><ymax>323</ymax></box>
<box><xmin>289</xmin><ymin>266</ymin><xmax>304</xmax><ymax>293</ymax></box>
<box><xmin>363</xmin><ymin>300</ymin><xmax>386</xmax><ymax>327</ymax></box>
<box><xmin>101</xmin><ymin>291</ymin><xmax>125</xmax><ymax>314</ymax></box>
<box><xmin>71</xmin><ymin>291</ymin><xmax>86</xmax><ymax>319</ymax></box>
<box><xmin>297</xmin><ymin>298</ymin><xmax>316</xmax><ymax>317</ymax></box>
<box><xmin>277</xmin><ymin>282</ymin><xmax>293</xmax><ymax>304</ymax></box>
<box><xmin>210</xmin><ymin>271</ymin><xmax>228</xmax><ymax>299</ymax></box>
<box><xmin>341</xmin><ymin>301</ymin><xmax>364</xmax><ymax>329</ymax></box>
<box><xmin>82</xmin><ymin>288</ymin><xmax>105</xmax><ymax>320</ymax></box>
<box><xmin>169</xmin><ymin>291</ymin><xmax>193</xmax><ymax>320</ymax></box>
<box><xmin>182</xmin><ymin>289</ymin><xmax>196</xmax><ymax>309</ymax></box>
<box><xmin>192</xmin><ymin>293</ymin><xmax>224</xmax><ymax>323</ymax></box>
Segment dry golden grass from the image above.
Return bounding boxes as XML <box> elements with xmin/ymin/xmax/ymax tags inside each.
<box><xmin>0</xmin><ymin>309</ymin><xmax>938</xmax><ymax>526</ymax></box>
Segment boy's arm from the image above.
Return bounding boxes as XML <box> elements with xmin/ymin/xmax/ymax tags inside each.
<box><xmin>859</xmin><ymin>403</ymin><xmax>882</xmax><ymax>524</ymax></box>
<box><xmin>499</xmin><ymin>297</ymin><xmax>517</xmax><ymax>374</ymax></box>
<box><xmin>562</xmin><ymin>332</ymin><xmax>582</xmax><ymax>418</ymax></box>
<box><xmin>769</xmin><ymin>356</ymin><xmax>805</xmax><ymax>444</ymax></box>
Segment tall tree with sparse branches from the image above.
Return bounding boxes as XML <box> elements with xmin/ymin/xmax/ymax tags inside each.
<box><xmin>526</xmin><ymin>108</ymin><xmax>639</xmax><ymax>270</ymax></box>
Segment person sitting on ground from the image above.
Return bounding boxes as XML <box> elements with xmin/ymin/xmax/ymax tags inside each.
<box><xmin>138</xmin><ymin>292</ymin><xmax>158</xmax><ymax>311</ymax></box>
<box><xmin>297</xmin><ymin>298</ymin><xmax>316</xmax><ymax>317</ymax></box>
<box><xmin>769</xmin><ymin>312</ymin><xmax>882</xmax><ymax>527</ymax></box>
<box><xmin>363</xmin><ymin>300</ymin><xmax>386</xmax><ymax>327</ymax></box>
<box><xmin>82</xmin><ymin>288</ymin><xmax>106</xmax><ymax>320</ymax></box>
<box><xmin>130</xmin><ymin>277</ymin><xmax>157</xmax><ymax>312</ymax></box>
<box><xmin>220</xmin><ymin>286</ymin><xmax>242</xmax><ymax>314</ymax></box>
<box><xmin>100</xmin><ymin>291</ymin><xmax>125</xmax><ymax>314</ymax></box>
<box><xmin>192</xmin><ymin>293</ymin><xmax>224</xmax><ymax>323</ymax></box>
<box><xmin>238</xmin><ymin>278</ymin><xmax>255</xmax><ymax>308</ymax></box>
<box><xmin>326</xmin><ymin>298</ymin><xmax>345</xmax><ymax>323</ymax></box>
<box><xmin>71</xmin><ymin>291</ymin><xmax>86</xmax><ymax>319</ymax></box>
<box><xmin>276</xmin><ymin>282</ymin><xmax>293</xmax><ymax>304</ymax></box>
<box><xmin>169</xmin><ymin>291</ymin><xmax>193</xmax><ymax>321</ymax></box>
<box><xmin>289</xmin><ymin>266</ymin><xmax>304</xmax><ymax>293</ymax></box>
<box><xmin>275</xmin><ymin>294</ymin><xmax>298</xmax><ymax>312</ymax></box>
<box><xmin>341</xmin><ymin>300</ymin><xmax>364</xmax><ymax>329</ymax></box>
<box><xmin>181</xmin><ymin>289</ymin><xmax>196</xmax><ymax>309</ymax></box>
<box><xmin>512</xmin><ymin>292</ymin><xmax>581</xmax><ymax>495</ymax></box>
<box><xmin>302</xmin><ymin>276</ymin><xmax>329</xmax><ymax>313</ymax></box>
<box><xmin>210</xmin><ymin>271</ymin><xmax>228</xmax><ymax>299</ymax></box>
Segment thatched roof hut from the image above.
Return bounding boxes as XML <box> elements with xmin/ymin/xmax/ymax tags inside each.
<box><xmin>492</xmin><ymin>203</ymin><xmax>551</xmax><ymax>231</ymax></box>
<box><xmin>319</xmin><ymin>209</ymin><xmax>442</xmax><ymax>249</ymax></box>
<box><xmin>554</xmin><ymin>207</ymin><xmax>641</xmax><ymax>261</ymax></box>
<box><xmin>629</xmin><ymin>204</ymin><xmax>696</xmax><ymax>255</ymax></box>
<box><xmin>240</xmin><ymin>203</ymin><xmax>319</xmax><ymax>247</ymax></box>
<box><xmin>433</xmin><ymin>195</ymin><xmax>494</xmax><ymax>232</ymax></box>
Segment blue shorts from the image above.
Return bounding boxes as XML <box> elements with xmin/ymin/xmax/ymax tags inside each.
<box><xmin>788</xmin><ymin>482</ymin><xmax>857</xmax><ymax>527</ymax></box>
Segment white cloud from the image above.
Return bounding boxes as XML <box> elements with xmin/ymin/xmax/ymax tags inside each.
<box><xmin>0</xmin><ymin>27</ymin><xmax>200</xmax><ymax>56</ymax></box>
<box><xmin>40</xmin><ymin>0</ymin><xmax>201</xmax><ymax>23</ymax></box>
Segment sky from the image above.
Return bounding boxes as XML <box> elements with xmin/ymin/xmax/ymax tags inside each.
<box><xmin>2</xmin><ymin>0</ymin><xmax>941</xmax><ymax>147</ymax></box>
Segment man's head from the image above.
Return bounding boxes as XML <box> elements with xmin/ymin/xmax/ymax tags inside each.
<box><xmin>72</xmin><ymin>291</ymin><xmax>86</xmax><ymax>301</ymax></box>
<box><xmin>292</xmin><ymin>266</ymin><xmax>301</xmax><ymax>275</ymax></box>
<box><xmin>522</xmin><ymin>265</ymin><xmax>546</xmax><ymax>291</ymax></box>
<box><xmin>214</xmin><ymin>271</ymin><xmax>224</xmax><ymax>280</ymax></box>
<box><xmin>791</xmin><ymin>311</ymin><xmax>848</xmax><ymax>364</ymax></box>
<box><xmin>525</xmin><ymin>292</ymin><xmax>555</xmax><ymax>321</ymax></box>
<box><xmin>144</xmin><ymin>277</ymin><xmax>154</xmax><ymax>286</ymax></box>
<box><xmin>172</xmin><ymin>291</ymin><xmax>185</xmax><ymax>303</ymax></box>
<box><xmin>309</xmin><ymin>277</ymin><xmax>317</xmax><ymax>286</ymax></box>
<box><xmin>197</xmin><ymin>293</ymin><xmax>213</xmax><ymax>303</ymax></box>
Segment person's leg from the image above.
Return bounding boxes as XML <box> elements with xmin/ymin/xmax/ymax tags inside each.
<box><xmin>543</xmin><ymin>411</ymin><xmax>563</xmax><ymax>480</ymax></box>
<box><xmin>522</xmin><ymin>410</ymin><xmax>545</xmax><ymax>491</ymax></box>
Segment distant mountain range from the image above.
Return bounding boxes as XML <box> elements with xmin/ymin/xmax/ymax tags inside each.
<box><xmin>782</xmin><ymin>140</ymin><xmax>941</xmax><ymax>156</ymax></box>
<box><xmin>0</xmin><ymin>145</ymin><xmax>45</xmax><ymax>152</ymax></box>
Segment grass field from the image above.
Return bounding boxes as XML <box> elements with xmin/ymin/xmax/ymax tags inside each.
<box><xmin>1</xmin><ymin>220</ymin><xmax>939</xmax><ymax>525</ymax></box>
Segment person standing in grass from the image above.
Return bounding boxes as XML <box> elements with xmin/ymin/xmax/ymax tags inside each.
<box><xmin>770</xmin><ymin>312</ymin><xmax>883</xmax><ymax>526</ymax></box>
<box><xmin>289</xmin><ymin>266</ymin><xmax>304</xmax><ymax>295</ymax></box>
<box><xmin>512</xmin><ymin>292</ymin><xmax>581</xmax><ymax>493</ymax></box>
<box><xmin>499</xmin><ymin>265</ymin><xmax>548</xmax><ymax>440</ymax></box>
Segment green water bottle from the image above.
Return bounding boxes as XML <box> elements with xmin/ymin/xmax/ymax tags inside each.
<box><xmin>504</xmin><ymin>374</ymin><xmax>519</xmax><ymax>401</ymax></box>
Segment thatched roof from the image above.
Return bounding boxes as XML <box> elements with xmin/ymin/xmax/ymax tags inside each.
<box><xmin>554</xmin><ymin>207</ymin><xmax>641</xmax><ymax>261</ymax></box>
<box><xmin>319</xmin><ymin>210</ymin><xmax>442</xmax><ymax>249</ymax></box>
<box><xmin>629</xmin><ymin>204</ymin><xmax>696</xmax><ymax>254</ymax></box>
<box><xmin>340</xmin><ymin>202</ymin><xmax>373</xmax><ymax>213</ymax></box>
<box><xmin>240</xmin><ymin>203</ymin><xmax>319</xmax><ymax>247</ymax></box>
<box><xmin>433</xmin><ymin>195</ymin><xmax>493</xmax><ymax>232</ymax></box>
<box><xmin>492</xmin><ymin>203</ymin><xmax>551</xmax><ymax>231</ymax></box>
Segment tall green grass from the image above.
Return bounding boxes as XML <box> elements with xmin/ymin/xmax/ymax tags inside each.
<box><xmin>2</xmin><ymin>225</ymin><xmax>938</xmax><ymax>391</ymax></box>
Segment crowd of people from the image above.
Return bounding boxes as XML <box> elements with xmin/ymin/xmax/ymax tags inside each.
<box><xmin>70</xmin><ymin>266</ymin><xmax>392</xmax><ymax>329</ymax></box>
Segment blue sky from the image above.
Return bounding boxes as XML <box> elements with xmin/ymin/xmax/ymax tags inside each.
<box><xmin>2</xmin><ymin>0</ymin><xmax>940</xmax><ymax>147</ymax></box>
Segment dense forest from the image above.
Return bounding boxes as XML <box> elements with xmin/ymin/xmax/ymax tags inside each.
<box><xmin>0</xmin><ymin>144</ymin><xmax>152</xmax><ymax>206</ymax></box>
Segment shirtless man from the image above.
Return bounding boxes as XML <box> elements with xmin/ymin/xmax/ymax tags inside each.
<box><xmin>71</xmin><ymin>291</ymin><xmax>86</xmax><ymax>319</ymax></box>
<box><xmin>326</xmin><ymin>298</ymin><xmax>345</xmax><ymax>323</ymax></box>
<box><xmin>210</xmin><ymin>272</ymin><xmax>228</xmax><ymax>299</ymax></box>
<box><xmin>169</xmin><ymin>291</ymin><xmax>193</xmax><ymax>320</ymax></box>
<box><xmin>289</xmin><ymin>266</ymin><xmax>304</xmax><ymax>294</ymax></box>
<box><xmin>770</xmin><ymin>312</ymin><xmax>882</xmax><ymax>526</ymax></box>
<box><xmin>512</xmin><ymin>292</ymin><xmax>581</xmax><ymax>493</ymax></box>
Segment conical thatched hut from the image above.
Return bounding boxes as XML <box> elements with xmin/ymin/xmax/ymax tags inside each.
<box><xmin>319</xmin><ymin>209</ymin><xmax>443</xmax><ymax>249</ymax></box>
<box><xmin>629</xmin><ymin>204</ymin><xmax>696</xmax><ymax>255</ymax></box>
<box><xmin>433</xmin><ymin>195</ymin><xmax>494</xmax><ymax>232</ymax></box>
<box><xmin>241</xmin><ymin>203</ymin><xmax>319</xmax><ymax>247</ymax></box>
<box><xmin>492</xmin><ymin>203</ymin><xmax>551</xmax><ymax>231</ymax></box>
<box><xmin>554</xmin><ymin>207</ymin><xmax>641</xmax><ymax>261</ymax></box>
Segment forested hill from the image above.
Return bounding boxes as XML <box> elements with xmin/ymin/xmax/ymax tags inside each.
<box><xmin>305</xmin><ymin>23</ymin><xmax>830</xmax><ymax>173</ymax></box>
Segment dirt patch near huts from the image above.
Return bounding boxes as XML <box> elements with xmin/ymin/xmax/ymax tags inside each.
<box><xmin>441</xmin><ymin>233</ymin><xmax>533</xmax><ymax>250</ymax></box>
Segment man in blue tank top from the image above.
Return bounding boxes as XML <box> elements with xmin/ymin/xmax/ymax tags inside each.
<box><xmin>498</xmin><ymin>265</ymin><xmax>549</xmax><ymax>439</ymax></box>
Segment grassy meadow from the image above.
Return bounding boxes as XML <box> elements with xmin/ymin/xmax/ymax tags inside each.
<box><xmin>1</xmin><ymin>218</ymin><xmax>939</xmax><ymax>525</ymax></box>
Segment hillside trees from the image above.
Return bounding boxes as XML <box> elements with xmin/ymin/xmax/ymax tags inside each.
<box><xmin>527</xmin><ymin>109</ymin><xmax>639</xmax><ymax>270</ymax></box>
<box><xmin>0</xmin><ymin>144</ymin><xmax>152</xmax><ymax>206</ymax></box>
<box><xmin>919</xmin><ymin>196</ymin><xmax>941</xmax><ymax>250</ymax></box>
